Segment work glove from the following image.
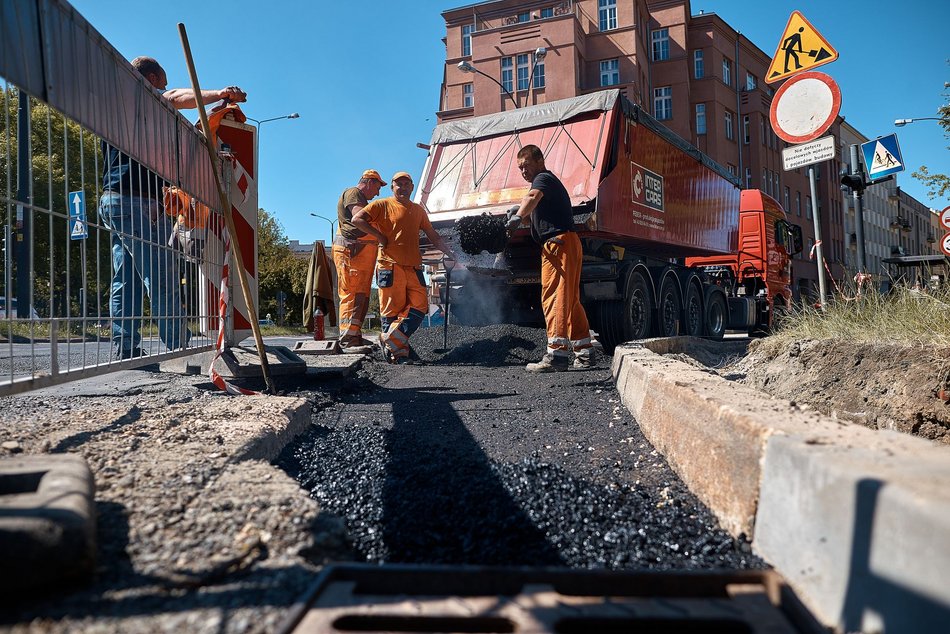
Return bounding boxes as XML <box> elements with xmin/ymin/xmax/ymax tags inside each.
<box><xmin>505</xmin><ymin>214</ymin><xmax>522</xmax><ymax>231</ymax></box>
<box><xmin>506</xmin><ymin>205</ymin><xmax>520</xmax><ymax>219</ymax></box>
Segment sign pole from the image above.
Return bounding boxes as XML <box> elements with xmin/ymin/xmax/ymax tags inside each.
<box><xmin>808</xmin><ymin>165</ymin><xmax>828</xmax><ymax>307</ymax></box>
<box><xmin>850</xmin><ymin>144</ymin><xmax>868</xmax><ymax>274</ymax></box>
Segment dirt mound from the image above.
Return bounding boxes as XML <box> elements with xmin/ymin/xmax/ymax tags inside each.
<box><xmin>729</xmin><ymin>338</ymin><xmax>950</xmax><ymax>444</ymax></box>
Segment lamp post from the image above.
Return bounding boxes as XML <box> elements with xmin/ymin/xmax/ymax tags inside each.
<box><xmin>894</xmin><ymin>117</ymin><xmax>942</xmax><ymax>127</ymax></box>
<box><xmin>310</xmin><ymin>213</ymin><xmax>337</xmax><ymax>245</ymax></box>
<box><xmin>525</xmin><ymin>47</ymin><xmax>547</xmax><ymax>108</ymax></box>
<box><xmin>245</xmin><ymin>112</ymin><xmax>300</xmax><ymax>150</ymax></box>
<box><xmin>458</xmin><ymin>61</ymin><xmax>518</xmax><ymax>109</ymax></box>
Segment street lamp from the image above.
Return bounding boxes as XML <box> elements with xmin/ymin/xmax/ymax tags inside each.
<box><xmin>310</xmin><ymin>213</ymin><xmax>337</xmax><ymax>244</ymax></box>
<box><xmin>525</xmin><ymin>47</ymin><xmax>547</xmax><ymax>107</ymax></box>
<box><xmin>894</xmin><ymin>117</ymin><xmax>942</xmax><ymax>127</ymax></box>
<box><xmin>458</xmin><ymin>60</ymin><xmax>518</xmax><ymax>109</ymax></box>
<box><xmin>245</xmin><ymin>112</ymin><xmax>300</xmax><ymax>148</ymax></box>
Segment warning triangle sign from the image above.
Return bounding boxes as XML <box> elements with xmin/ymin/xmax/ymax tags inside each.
<box><xmin>71</xmin><ymin>219</ymin><xmax>86</xmax><ymax>238</ymax></box>
<box><xmin>869</xmin><ymin>141</ymin><xmax>902</xmax><ymax>172</ymax></box>
<box><xmin>765</xmin><ymin>11</ymin><xmax>838</xmax><ymax>85</ymax></box>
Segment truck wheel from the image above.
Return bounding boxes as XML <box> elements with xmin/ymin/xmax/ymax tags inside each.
<box><xmin>656</xmin><ymin>278</ymin><xmax>681</xmax><ymax>337</ymax></box>
<box><xmin>683</xmin><ymin>284</ymin><xmax>703</xmax><ymax>337</ymax></box>
<box><xmin>624</xmin><ymin>271</ymin><xmax>653</xmax><ymax>340</ymax></box>
<box><xmin>704</xmin><ymin>293</ymin><xmax>726</xmax><ymax>341</ymax></box>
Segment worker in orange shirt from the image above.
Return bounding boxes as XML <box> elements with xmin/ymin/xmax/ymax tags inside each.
<box><xmin>507</xmin><ymin>144</ymin><xmax>595</xmax><ymax>372</ymax></box>
<box><xmin>351</xmin><ymin>172</ymin><xmax>456</xmax><ymax>364</ymax></box>
<box><xmin>332</xmin><ymin>169</ymin><xmax>386</xmax><ymax>348</ymax></box>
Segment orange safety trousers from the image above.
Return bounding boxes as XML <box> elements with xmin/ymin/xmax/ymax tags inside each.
<box><xmin>332</xmin><ymin>239</ymin><xmax>378</xmax><ymax>340</ymax></box>
<box><xmin>378</xmin><ymin>263</ymin><xmax>428</xmax><ymax>359</ymax></box>
<box><xmin>540</xmin><ymin>232</ymin><xmax>592</xmax><ymax>358</ymax></box>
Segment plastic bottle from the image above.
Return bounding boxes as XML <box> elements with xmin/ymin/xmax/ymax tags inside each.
<box><xmin>313</xmin><ymin>307</ymin><xmax>324</xmax><ymax>341</ymax></box>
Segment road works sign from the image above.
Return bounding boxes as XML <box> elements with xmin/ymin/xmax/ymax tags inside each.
<box><xmin>861</xmin><ymin>133</ymin><xmax>905</xmax><ymax>181</ymax></box>
<box><xmin>782</xmin><ymin>135</ymin><xmax>836</xmax><ymax>171</ymax></box>
<box><xmin>769</xmin><ymin>71</ymin><xmax>841</xmax><ymax>144</ymax></box>
<box><xmin>766</xmin><ymin>11</ymin><xmax>838</xmax><ymax>84</ymax></box>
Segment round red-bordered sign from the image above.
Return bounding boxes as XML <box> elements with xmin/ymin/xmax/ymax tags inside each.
<box><xmin>769</xmin><ymin>71</ymin><xmax>842</xmax><ymax>144</ymax></box>
<box><xmin>940</xmin><ymin>206</ymin><xmax>950</xmax><ymax>230</ymax></box>
<box><xmin>942</xmin><ymin>232</ymin><xmax>950</xmax><ymax>257</ymax></box>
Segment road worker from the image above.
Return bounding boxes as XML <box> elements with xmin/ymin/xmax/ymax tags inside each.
<box><xmin>507</xmin><ymin>144</ymin><xmax>595</xmax><ymax>372</ymax></box>
<box><xmin>351</xmin><ymin>172</ymin><xmax>456</xmax><ymax>364</ymax></box>
<box><xmin>332</xmin><ymin>169</ymin><xmax>387</xmax><ymax>349</ymax></box>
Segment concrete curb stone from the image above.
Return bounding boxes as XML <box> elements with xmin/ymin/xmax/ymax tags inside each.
<box><xmin>612</xmin><ymin>337</ymin><xmax>950</xmax><ymax>633</ymax></box>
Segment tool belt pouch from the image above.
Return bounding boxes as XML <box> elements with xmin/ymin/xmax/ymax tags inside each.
<box><xmin>333</xmin><ymin>234</ymin><xmax>369</xmax><ymax>257</ymax></box>
<box><xmin>376</xmin><ymin>264</ymin><xmax>394</xmax><ymax>288</ymax></box>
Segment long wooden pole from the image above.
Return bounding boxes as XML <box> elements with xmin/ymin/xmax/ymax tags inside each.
<box><xmin>177</xmin><ymin>23</ymin><xmax>276</xmax><ymax>394</ymax></box>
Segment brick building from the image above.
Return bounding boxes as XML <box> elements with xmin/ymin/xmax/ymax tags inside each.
<box><xmin>437</xmin><ymin>0</ymin><xmax>863</xmax><ymax>300</ymax></box>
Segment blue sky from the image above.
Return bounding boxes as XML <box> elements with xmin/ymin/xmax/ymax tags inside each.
<box><xmin>71</xmin><ymin>0</ymin><xmax>948</xmax><ymax>247</ymax></box>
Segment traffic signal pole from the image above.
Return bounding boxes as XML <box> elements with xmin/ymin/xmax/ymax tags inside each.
<box><xmin>849</xmin><ymin>144</ymin><xmax>868</xmax><ymax>274</ymax></box>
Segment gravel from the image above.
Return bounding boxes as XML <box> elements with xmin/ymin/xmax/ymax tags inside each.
<box><xmin>456</xmin><ymin>213</ymin><xmax>508</xmax><ymax>255</ymax></box>
<box><xmin>279</xmin><ymin>324</ymin><xmax>763</xmax><ymax>571</ymax></box>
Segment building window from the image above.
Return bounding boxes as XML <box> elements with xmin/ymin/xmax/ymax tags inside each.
<box><xmin>762</xmin><ymin>168</ymin><xmax>768</xmax><ymax>194</ymax></box>
<box><xmin>517</xmin><ymin>53</ymin><xmax>530</xmax><ymax>91</ymax></box>
<box><xmin>784</xmin><ymin>186</ymin><xmax>790</xmax><ymax>212</ymax></box>
<box><xmin>727</xmin><ymin>164</ymin><xmax>737</xmax><ymax>176</ymax></box>
<box><xmin>695</xmin><ymin>103</ymin><xmax>706</xmax><ymax>135</ymax></box>
<box><xmin>724</xmin><ymin>110</ymin><xmax>734</xmax><ymax>140</ymax></box>
<box><xmin>652</xmin><ymin>28</ymin><xmax>669</xmax><ymax>61</ymax></box>
<box><xmin>722</xmin><ymin>57</ymin><xmax>732</xmax><ymax>86</ymax></box>
<box><xmin>694</xmin><ymin>50</ymin><xmax>704</xmax><ymax>78</ymax></box>
<box><xmin>743</xmin><ymin>115</ymin><xmax>750</xmax><ymax>144</ymax></box>
<box><xmin>541</xmin><ymin>7</ymin><xmax>554</xmax><ymax>18</ymax></box>
<box><xmin>600</xmin><ymin>58</ymin><xmax>619</xmax><ymax>86</ymax></box>
<box><xmin>463</xmin><ymin>83</ymin><xmax>473</xmax><ymax>108</ymax></box>
<box><xmin>760</xmin><ymin>118</ymin><xmax>766</xmax><ymax>146</ymax></box>
<box><xmin>533</xmin><ymin>50</ymin><xmax>545</xmax><ymax>88</ymax></box>
<box><xmin>796</xmin><ymin>192</ymin><xmax>801</xmax><ymax>216</ymax></box>
<box><xmin>517</xmin><ymin>11</ymin><xmax>530</xmax><ymax>23</ymax></box>
<box><xmin>746</xmin><ymin>73</ymin><xmax>757</xmax><ymax>91</ymax></box>
<box><xmin>743</xmin><ymin>167</ymin><xmax>751</xmax><ymax>188</ymax></box>
<box><xmin>501</xmin><ymin>57</ymin><xmax>513</xmax><ymax>94</ymax></box>
<box><xmin>653</xmin><ymin>86</ymin><xmax>672</xmax><ymax>120</ymax></box>
<box><xmin>598</xmin><ymin>0</ymin><xmax>617</xmax><ymax>31</ymax></box>
<box><xmin>462</xmin><ymin>24</ymin><xmax>473</xmax><ymax>57</ymax></box>
<box><xmin>806</xmin><ymin>195</ymin><xmax>812</xmax><ymax>219</ymax></box>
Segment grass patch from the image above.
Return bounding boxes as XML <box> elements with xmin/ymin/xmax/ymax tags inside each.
<box><xmin>763</xmin><ymin>285</ymin><xmax>950</xmax><ymax>353</ymax></box>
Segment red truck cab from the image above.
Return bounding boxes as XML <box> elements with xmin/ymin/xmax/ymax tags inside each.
<box><xmin>686</xmin><ymin>190</ymin><xmax>803</xmax><ymax>333</ymax></box>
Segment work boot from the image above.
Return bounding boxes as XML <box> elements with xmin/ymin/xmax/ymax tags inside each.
<box><xmin>573</xmin><ymin>348</ymin><xmax>597</xmax><ymax>369</ymax></box>
<box><xmin>525</xmin><ymin>353</ymin><xmax>569</xmax><ymax>373</ymax></box>
<box><xmin>113</xmin><ymin>344</ymin><xmax>145</xmax><ymax>361</ymax></box>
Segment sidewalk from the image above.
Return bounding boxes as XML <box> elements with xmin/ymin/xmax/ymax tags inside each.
<box><xmin>0</xmin><ymin>362</ymin><xmax>355</xmax><ymax>633</ymax></box>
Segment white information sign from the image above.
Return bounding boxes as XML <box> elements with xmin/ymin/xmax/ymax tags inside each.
<box><xmin>782</xmin><ymin>135</ymin><xmax>836</xmax><ymax>171</ymax></box>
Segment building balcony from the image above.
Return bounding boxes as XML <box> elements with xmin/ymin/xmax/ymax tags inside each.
<box><xmin>927</xmin><ymin>232</ymin><xmax>936</xmax><ymax>244</ymax></box>
<box><xmin>890</xmin><ymin>245</ymin><xmax>906</xmax><ymax>256</ymax></box>
<box><xmin>889</xmin><ymin>216</ymin><xmax>912</xmax><ymax>232</ymax></box>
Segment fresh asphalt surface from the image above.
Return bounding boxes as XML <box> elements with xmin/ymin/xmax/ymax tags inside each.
<box><xmin>278</xmin><ymin>324</ymin><xmax>763</xmax><ymax>570</ymax></box>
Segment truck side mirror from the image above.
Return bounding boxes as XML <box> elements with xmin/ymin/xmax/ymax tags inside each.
<box><xmin>789</xmin><ymin>224</ymin><xmax>804</xmax><ymax>256</ymax></box>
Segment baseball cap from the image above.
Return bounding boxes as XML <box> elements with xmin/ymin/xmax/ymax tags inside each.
<box><xmin>391</xmin><ymin>171</ymin><xmax>413</xmax><ymax>183</ymax></box>
<box><xmin>361</xmin><ymin>169</ymin><xmax>387</xmax><ymax>185</ymax></box>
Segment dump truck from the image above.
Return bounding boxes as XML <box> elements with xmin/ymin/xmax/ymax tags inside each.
<box><xmin>417</xmin><ymin>89</ymin><xmax>802</xmax><ymax>351</ymax></box>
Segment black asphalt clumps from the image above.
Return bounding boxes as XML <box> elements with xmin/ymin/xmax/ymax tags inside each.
<box><xmin>280</xmin><ymin>324</ymin><xmax>763</xmax><ymax>572</ymax></box>
<box><xmin>410</xmin><ymin>324</ymin><xmax>548</xmax><ymax>365</ymax></box>
<box><xmin>456</xmin><ymin>213</ymin><xmax>508</xmax><ymax>255</ymax></box>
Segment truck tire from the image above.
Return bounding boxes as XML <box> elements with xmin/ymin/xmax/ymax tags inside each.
<box><xmin>656</xmin><ymin>277</ymin><xmax>681</xmax><ymax>337</ymax></box>
<box><xmin>683</xmin><ymin>284</ymin><xmax>703</xmax><ymax>337</ymax></box>
<box><xmin>593</xmin><ymin>270</ymin><xmax>653</xmax><ymax>351</ymax></box>
<box><xmin>704</xmin><ymin>292</ymin><xmax>726</xmax><ymax>341</ymax></box>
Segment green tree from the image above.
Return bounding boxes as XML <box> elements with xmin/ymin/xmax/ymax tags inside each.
<box><xmin>911</xmin><ymin>80</ymin><xmax>950</xmax><ymax>199</ymax></box>
<box><xmin>257</xmin><ymin>207</ymin><xmax>308</xmax><ymax>325</ymax></box>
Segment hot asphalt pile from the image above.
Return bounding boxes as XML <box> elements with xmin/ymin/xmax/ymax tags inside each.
<box><xmin>456</xmin><ymin>213</ymin><xmax>508</xmax><ymax>255</ymax></box>
<box><xmin>280</xmin><ymin>324</ymin><xmax>763</xmax><ymax>571</ymax></box>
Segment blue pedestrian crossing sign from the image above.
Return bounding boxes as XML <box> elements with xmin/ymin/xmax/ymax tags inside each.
<box><xmin>68</xmin><ymin>190</ymin><xmax>88</xmax><ymax>240</ymax></box>
<box><xmin>861</xmin><ymin>133</ymin><xmax>904</xmax><ymax>181</ymax></box>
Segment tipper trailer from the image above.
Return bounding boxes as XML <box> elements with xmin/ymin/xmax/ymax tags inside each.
<box><xmin>417</xmin><ymin>90</ymin><xmax>802</xmax><ymax>351</ymax></box>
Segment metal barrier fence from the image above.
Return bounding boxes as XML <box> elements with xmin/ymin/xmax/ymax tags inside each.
<box><xmin>0</xmin><ymin>0</ymin><xmax>254</xmax><ymax>396</ymax></box>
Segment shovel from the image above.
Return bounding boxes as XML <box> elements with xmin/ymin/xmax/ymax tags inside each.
<box><xmin>441</xmin><ymin>255</ymin><xmax>456</xmax><ymax>351</ymax></box>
